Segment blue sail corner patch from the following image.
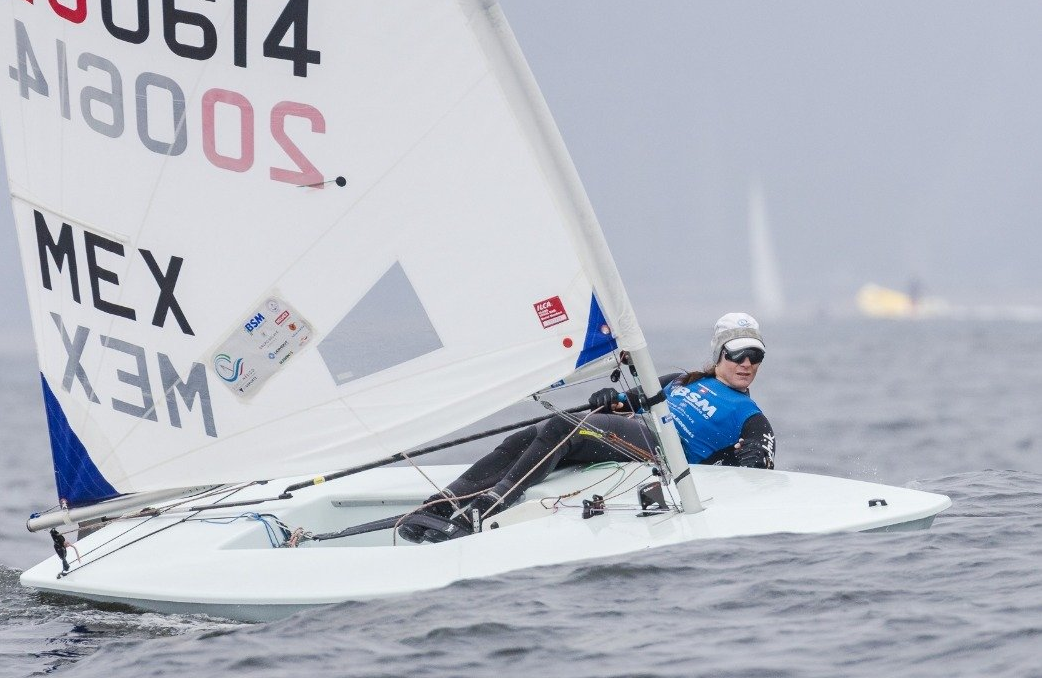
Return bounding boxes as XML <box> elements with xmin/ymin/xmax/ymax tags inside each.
<box><xmin>41</xmin><ymin>375</ymin><xmax>119</xmax><ymax>507</ymax></box>
<box><xmin>575</xmin><ymin>294</ymin><xmax>618</xmax><ymax>368</ymax></box>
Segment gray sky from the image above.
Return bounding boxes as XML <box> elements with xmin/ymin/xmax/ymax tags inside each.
<box><xmin>4</xmin><ymin>1</ymin><xmax>1042</xmax><ymax>347</ymax></box>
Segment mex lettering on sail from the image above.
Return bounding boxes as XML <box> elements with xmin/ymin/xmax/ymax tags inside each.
<box><xmin>35</xmin><ymin>210</ymin><xmax>193</xmax><ymax>334</ymax></box>
<box><xmin>35</xmin><ymin>211</ymin><xmax>217</xmax><ymax>438</ymax></box>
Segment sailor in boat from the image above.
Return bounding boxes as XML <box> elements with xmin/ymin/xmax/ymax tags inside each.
<box><xmin>398</xmin><ymin>313</ymin><xmax>777</xmax><ymax>543</ymax></box>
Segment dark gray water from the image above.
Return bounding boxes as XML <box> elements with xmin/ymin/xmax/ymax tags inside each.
<box><xmin>2</xmin><ymin>319</ymin><xmax>1041</xmax><ymax>678</ymax></box>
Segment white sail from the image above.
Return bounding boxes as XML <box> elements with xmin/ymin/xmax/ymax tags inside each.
<box><xmin>0</xmin><ymin>1</ymin><xmax>641</xmax><ymax>507</ymax></box>
<box><xmin>748</xmin><ymin>180</ymin><xmax>785</xmax><ymax>319</ymax></box>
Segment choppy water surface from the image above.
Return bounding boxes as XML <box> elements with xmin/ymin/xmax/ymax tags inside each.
<box><xmin>2</xmin><ymin>320</ymin><xmax>1041</xmax><ymax>678</ymax></box>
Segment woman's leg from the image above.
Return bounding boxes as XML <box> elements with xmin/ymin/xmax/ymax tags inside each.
<box><xmin>441</xmin><ymin>425</ymin><xmax>538</xmax><ymax>499</ymax></box>
<box><xmin>485</xmin><ymin>413</ymin><xmax>652</xmax><ymax>509</ymax></box>
<box><xmin>397</xmin><ymin>426</ymin><xmax>537</xmax><ymax>543</ymax></box>
<box><xmin>402</xmin><ymin>413</ymin><xmax>653</xmax><ymax>542</ymax></box>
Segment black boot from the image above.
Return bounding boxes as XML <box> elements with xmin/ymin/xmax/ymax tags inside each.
<box><xmin>419</xmin><ymin>514</ymin><xmax>474</xmax><ymax>543</ymax></box>
<box><xmin>420</xmin><ymin>492</ymin><xmax>505</xmax><ymax>543</ymax></box>
<box><xmin>466</xmin><ymin>492</ymin><xmax>503</xmax><ymax>520</ymax></box>
<box><xmin>397</xmin><ymin>495</ymin><xmax>455</xmax><ymax>544</ymax></box>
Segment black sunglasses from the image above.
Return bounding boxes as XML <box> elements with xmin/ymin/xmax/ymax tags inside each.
<box><xmin>723</xmin><ymin>347</ymin><xmax>765</xmax><ymax>365</ymax></box>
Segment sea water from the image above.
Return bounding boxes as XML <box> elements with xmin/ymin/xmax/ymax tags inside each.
<box><xmin>1</xmin><ymin>319</ymin><xmax>1041</xmax><ymax>678</ymax></box>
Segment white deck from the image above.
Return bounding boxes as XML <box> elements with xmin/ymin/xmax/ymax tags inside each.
<box><xmin>21</xmin><ymin>464</ymin><xmax>950</xmax><ymax>622</ymax></box>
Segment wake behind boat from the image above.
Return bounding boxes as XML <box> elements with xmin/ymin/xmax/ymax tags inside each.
<box><xmin>2</xmin><ymin>1</ymin><xmax>949</xmax><ymax>620</ymax></box>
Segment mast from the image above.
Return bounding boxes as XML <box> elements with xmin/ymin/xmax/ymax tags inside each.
<box><xmin>625</xmin><ymin>347</ymin><xmax>703</xmax><ymax>511</ymax></box>
<box><xmin>468</xmin><ymin>1</ymin><xmax>703</xmax><ymax>512</ymax></box>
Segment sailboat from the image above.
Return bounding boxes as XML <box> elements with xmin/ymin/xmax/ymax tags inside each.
<box><xmin>856</xmin><ymin>281</ymin><xmax>1042</xmax><ymax>322</ymax></box>
<box><xmin>748</xmin><ymin>179</ymin><xmax>784</xmax><ymax>320</ymax></box>
<box><xmin>2</xmin><ymin>1</ymin><xmax>949</xmax><ymax>622</ymax></box>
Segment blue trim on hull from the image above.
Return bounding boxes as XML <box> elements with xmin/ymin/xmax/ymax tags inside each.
<box><xmin>575</xmin><ymin>294</ymin><xmax>617</xmax><ymax>368</ymax></box>
<box><xmin>41</xmin><ymin>375</ymin><xmax>119</xmax><ymax>507</ymax></box>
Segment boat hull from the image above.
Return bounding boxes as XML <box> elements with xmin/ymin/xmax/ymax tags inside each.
<box><xmin>21</xmin><ymin>464</ymin><xmax>951</xmax><ymax>622</ymax></box>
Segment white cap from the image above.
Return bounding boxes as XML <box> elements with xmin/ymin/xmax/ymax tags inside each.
<box><xmin>710</xmin><ymin>312</ymin><xmax>766</xmax><ymax>363</ymax></box>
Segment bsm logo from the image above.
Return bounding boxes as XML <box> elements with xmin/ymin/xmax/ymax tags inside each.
<box><xmin>672</xmin><ymin>385</ymin><xmax>717</xmax><ymax>419</ymax></box>
<box><xmin>244</xmin><ymin>313</ymin><xmax>265</xmax><ymax>333</ymax></box>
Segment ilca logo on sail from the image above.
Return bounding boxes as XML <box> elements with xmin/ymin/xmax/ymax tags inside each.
<box><xmin>213</xmin><ymin>354</ymin><xmax>244</xmax><ymax>383</ymax></box>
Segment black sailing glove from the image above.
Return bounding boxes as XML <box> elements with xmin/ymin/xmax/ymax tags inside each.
<box><xmin>734</xmin><ymin>436</ymin><xmax>776</xmax><ymax>469</ymax></box>
<box><xmin>589</xmin><ymin>387</ymin><xmax>620</xmax><ymax>411</ymax></box>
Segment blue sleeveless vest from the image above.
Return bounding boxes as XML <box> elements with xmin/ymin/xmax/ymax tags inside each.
<box><xmin>664</xmin><ymin>377</ymin><xmax>762</xmax><ymax>464</ymax></box>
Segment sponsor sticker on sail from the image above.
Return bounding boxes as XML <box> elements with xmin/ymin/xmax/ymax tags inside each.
<box><xmin>534</xmin><ymin>296</ymin><xmax>568</xmax><ymax>328</ymax></box>
<box><xmin>212</xmin><ymin>296</ymin><xmax>312</xmax><ymax>399</ymax></box>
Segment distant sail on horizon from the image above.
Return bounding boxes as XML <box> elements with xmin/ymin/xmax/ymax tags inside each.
<box><xmin>748</xmin><ymin>180</ymin><xmax>785</xmax><ymax>319</ymax></box>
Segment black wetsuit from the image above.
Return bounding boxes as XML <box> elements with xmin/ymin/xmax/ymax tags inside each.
<box><xmin>440</xmin><ymin>373</ymin><xmax>775</xmax><ymax>510</ymax></box>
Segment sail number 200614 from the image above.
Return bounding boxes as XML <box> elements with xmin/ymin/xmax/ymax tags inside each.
<box><xmin>23</xmin><ymin>0</ymin><xmax>320</xmax><ymax>75</ymax></box>
<box><xmin>9</xmin><ymin>0</ymin><xmax>326</xmax><ymax>187</ymax></box>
